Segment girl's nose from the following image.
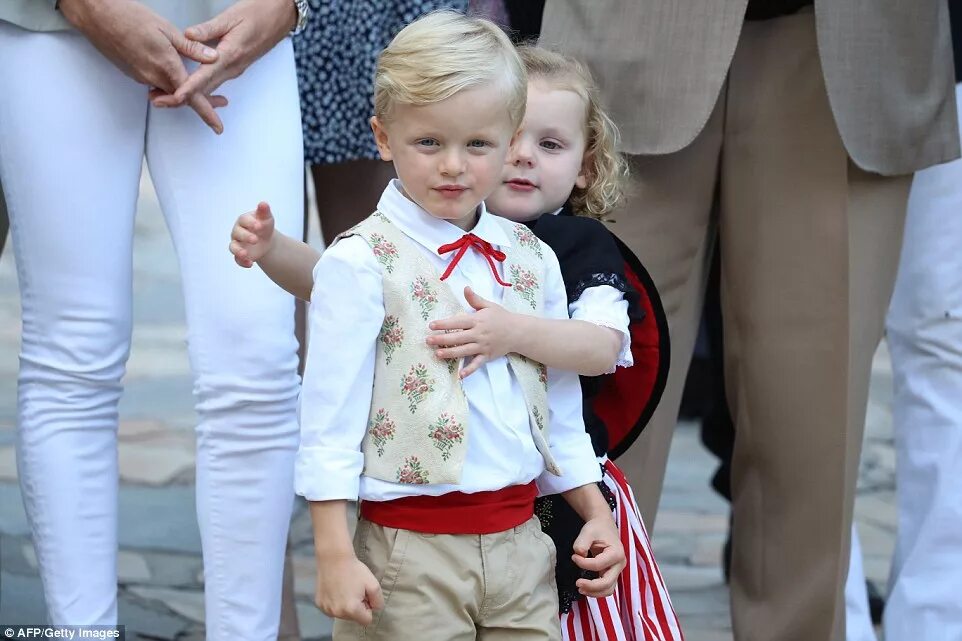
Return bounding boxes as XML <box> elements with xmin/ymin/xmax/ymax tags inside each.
<box><xmin>510</xmin><ymin>139</ymin><xmax>535</xmax><ymax>167</ymax></box>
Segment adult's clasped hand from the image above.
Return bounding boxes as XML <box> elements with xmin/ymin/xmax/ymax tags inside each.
<box><xmin>57</xmin><ymin>0</ymin><xmax>233</xmax><ymax>133</ymax></box>
<box><xmin>147</xmin><ymin>0</ymin><xmax>299</xmax><ymax>133</ymax></box>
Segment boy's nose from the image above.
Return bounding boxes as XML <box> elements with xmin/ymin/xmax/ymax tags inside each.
<box><xmin>440</xmin><ymin>150</ymin><xmax>466</xmax><ymax>176</ymax></box>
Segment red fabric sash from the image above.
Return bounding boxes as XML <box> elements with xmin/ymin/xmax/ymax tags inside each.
<box><xmin>360</xmin><ymin>481</ymin><xmax>537</xmax><ymax>534</ymax></box>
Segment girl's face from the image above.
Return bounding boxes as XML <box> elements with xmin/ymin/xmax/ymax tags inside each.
<box><xmin>486</xmin><ymin>80</ymin><xmax>589</xmax><ymax>223</ymax></box>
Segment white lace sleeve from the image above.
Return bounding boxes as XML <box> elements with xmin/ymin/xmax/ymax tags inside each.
<box><xmin>568</xmin><ymin>285</ymin><xmax>633</xmax><ymax>371</ymax></box>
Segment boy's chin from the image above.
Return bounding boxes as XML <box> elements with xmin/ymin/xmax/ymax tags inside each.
<box><xmin>425</xmin><ymin>203</ymin><xmax>482</xmax><ymax>225</ymax></box>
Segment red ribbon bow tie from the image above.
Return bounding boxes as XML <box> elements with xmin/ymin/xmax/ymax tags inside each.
<box><xmin>437</xmin><ymin>233</ymin><xmax>512</xmax><ymax>287</ymax></box>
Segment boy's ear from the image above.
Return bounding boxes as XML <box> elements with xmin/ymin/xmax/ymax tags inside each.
<box><xmin>370</xmin><ymin>116</ymin><xmax>393</xmax><ymax>161</ymax></box>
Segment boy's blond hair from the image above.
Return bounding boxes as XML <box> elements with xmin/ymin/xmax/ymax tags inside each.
<box><xmin>517</xmin><ymin>46</ymin><xmax>628</xmax><ymax>220</ymax></box>
<box><xmin>374</xmin><ymin>11</ymin><xmax>526</xmax><ymax>127</ymax></box>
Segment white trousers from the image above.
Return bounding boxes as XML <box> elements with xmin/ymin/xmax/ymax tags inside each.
<box><xmin>845</xmin><ymin>524</ymin><xmax>877</xmax><ymax>641</ymax></box>
<box><xmin>845</xmin><ymin>83</ymin><xmax>962</xmax><ymax>641</ymax></box>
<box><xmin>0</xmin><ymin>22</ymin><xmax>304</xmax><ymax>640</ymax></box>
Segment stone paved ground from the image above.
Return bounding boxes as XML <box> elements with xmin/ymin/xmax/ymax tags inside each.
<box><xmin>0</xmin><ymin>172</ymin><xmax>896</xmax><ymax>640</ymax></box>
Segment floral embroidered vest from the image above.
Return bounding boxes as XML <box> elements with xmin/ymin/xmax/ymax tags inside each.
<box><xmin>336</xmin><ymin>211</ymin><xmax>561</xmax><ymax>487</ymax></box>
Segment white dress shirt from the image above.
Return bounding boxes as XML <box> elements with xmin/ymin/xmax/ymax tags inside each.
<box><xmin>295</xmin><ymin>180</ymin><xmax>601</xmax><ymax>503</ymax></box>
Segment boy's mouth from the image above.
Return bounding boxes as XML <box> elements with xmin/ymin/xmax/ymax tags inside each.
<box><xmin>434</xmin><ymin>184</ymin><xmax>468</xmax><ymax>199</ymax></box>
<box><xmin>505</xmin><ymin>178</ymin><xmax>537</xmax><ymax>192</ymax></box>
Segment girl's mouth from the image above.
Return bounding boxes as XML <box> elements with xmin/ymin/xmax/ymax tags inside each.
<box><xmin>505</xmin><ymin>178</ymin><xmax>537</xmax><ymax>192</ymax></box>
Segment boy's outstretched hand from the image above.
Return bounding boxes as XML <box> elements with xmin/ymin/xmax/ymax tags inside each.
<box><xmin>229</xmin><ymin>201</ymin><xmax>276</xmax><ymax>268</ymax></box>
<box><xmin>314</xmin><ymin>553</ymin><xmax>384</xmax><ymax>626</ymax></box>
<box><xmin>572</xmin><ymin>516</ymin><xmax>626</xmax><ymax>598</ymax></box>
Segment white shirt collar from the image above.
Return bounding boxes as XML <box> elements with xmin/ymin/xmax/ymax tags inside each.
<box><xmin>376</xmin><ymin>180</ymin><xmax>512</xmax><ymax>255</ymax></box>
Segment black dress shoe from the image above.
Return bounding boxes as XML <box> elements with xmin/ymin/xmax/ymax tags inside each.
<box><xmin>867</xmin><ymin>580</ymin><xmax>885</xmax><ymax>625</ymax></box>
<box><xmin>722</xmin><ymin>512</ymin><xmax>733</xmax><ymax>584</ymax></box>
<box><xmin>723</xmin><ymin>532</ymin><xmax>732</xmax><ymax>584</ymax></box>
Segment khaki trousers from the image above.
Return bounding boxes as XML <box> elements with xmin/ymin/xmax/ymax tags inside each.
<box><xmin>334</xmin><ymin>515</ymin><xmax>561</xmax><ymax>641</ymax></box>
<box><xmin>609</xmin><ymin>9</ymin><xmax>911</xmax><ymax>641</ymax></box>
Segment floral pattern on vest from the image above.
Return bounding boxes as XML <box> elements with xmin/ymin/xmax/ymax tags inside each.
<box><xmin>335</xmin><ymin>212</ymin><xmax>561</xmax><ymax>485</ymax></box>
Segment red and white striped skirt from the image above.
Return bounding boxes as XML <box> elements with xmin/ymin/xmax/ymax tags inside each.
<box><xmin>559</xmin><ymin>459</ymin><xmax>685</xmax><ymax>641</ymax></box>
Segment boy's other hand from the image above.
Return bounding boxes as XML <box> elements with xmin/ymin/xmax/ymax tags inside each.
<box><xmin>571</xmin><ymin>516</ymin><xmax>626</xmax><ymax>598</ymax></box>
<box><xmin>229</xmin><ymin>201</ymin><xmax>276</xmax><ymax>267</ymax></box>
<box><xmin>314</xmin><ymin>554</ymin><xmax>384</xmax><ymax>626</ymax></box>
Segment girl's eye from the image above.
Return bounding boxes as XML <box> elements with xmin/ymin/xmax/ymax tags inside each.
<box><xmin>468</xmin><ymin>139</ymin><xmax>490</xmax><ymax>149</ymax></box>
<box><xmin>540</xmin><ymin>140</ymin><xmax>563</xmax><ymax>151</ymax></box>
<box><xmin>416</xmin><ymin>139</ymin><xmax>439</xmax><ymax>147</ymax></box>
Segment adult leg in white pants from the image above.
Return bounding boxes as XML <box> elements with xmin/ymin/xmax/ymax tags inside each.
<box><xmin>846</xmin><ymin>85</ymin><xmax>962</xmax><ymax>641</ymax></box>
<box><xmin>882</xmin><ymin>83</ymin><xmax>962</xmax><ymax>641</ymax></box>
<box><xmin>0</xmin><ymin>23</ymin><xmax>303</xmax><ymax>640</ymax></box>
<box><xmin>844</xmin><ymin>525</ymin><xmax>877</xmax><ymax>641</ymax></box>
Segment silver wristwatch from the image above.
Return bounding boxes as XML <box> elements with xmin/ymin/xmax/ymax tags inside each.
<box><xmin>291</xmin><ymin>0</ymin><xmax>310</xmax><ymax>35</ymax></box>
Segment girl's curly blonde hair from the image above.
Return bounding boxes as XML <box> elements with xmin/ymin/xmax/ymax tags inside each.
<box><xmin>517</xmin><ymin>46</ymin><xmax>628</xmax><ymax>219</ymax></box>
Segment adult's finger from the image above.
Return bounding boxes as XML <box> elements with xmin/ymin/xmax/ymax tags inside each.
<box><xmin>156</xmin><ymin>53</ymin><xmax>224</xmax><ymax>133</ymax></box>
<box><xmin>150</xmin><ymin>89</ymin><xmax>229</xmax><ymax>109</ymax></box>
<box><xmin>170</xmin><ymin>29</ymin><xmax>219</xmax><ymax>65</ymax></box>
<box><xmin>187</xmin><ymin>92</ymin><xmax>224</xmax><ymax>134</ymax></box>
<box><xmin>184</xmin><ymin>14</ymin><xmax>233</xmax><ymax>43</ymax></box>
<box><xmin>174</xmin><ymin>63</ymin><xmax>221</xmax><ymax>105</ymax></box>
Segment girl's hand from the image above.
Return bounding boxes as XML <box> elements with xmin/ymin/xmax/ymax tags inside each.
<box><xmin>427</xmin><ymin>287</ymin><xmax>520</xmax><ymax>378</ymax></box>
<box><xmin>229</xmin><ymin>201</ymin><xmax>276</xmax><ymax>268</ymax></box>
<box><xmin>571</xmin><ymin>516</ymin><xmax>626</xmax><ymax>598</ymax></box>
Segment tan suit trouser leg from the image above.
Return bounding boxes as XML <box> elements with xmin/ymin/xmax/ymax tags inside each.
<box><xmin>611</xmin><ymin>9</ymin><xmax>910</xmax><ymax>641</ymax></box>
<box><xmin>603</xmin><ymin>99</ymin><xmax>724</xmax><ymax>528</ymax></box>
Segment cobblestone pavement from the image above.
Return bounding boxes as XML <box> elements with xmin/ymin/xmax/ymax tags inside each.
<box><xmin>0</xmin><ymin>173</ymin><xmax>896</xmax><ymax>640</ymax></box>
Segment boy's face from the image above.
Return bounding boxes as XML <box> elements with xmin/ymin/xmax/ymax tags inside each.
<box><xmin>371</xmin><ymin>85</ymin><xmax>518</xmax><ymax>231</ymax></box>
<box><xmin>486</xmin><ymin>81</ymin><xmax>588</xmax><ymax>222</ymax></box>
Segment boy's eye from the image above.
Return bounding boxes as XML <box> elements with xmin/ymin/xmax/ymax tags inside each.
<box><xmin>416</xmin><ymin>138</ymin><xmax>439</xmax><ymax>147</ymax></box>
<box><xmin>540</xmin><ymin>140</ymin><xmax>563</xmax><ymax>151</ymax></box>
<box><xmin>468</xmin><ymin>139</ymin><xmax>490</xmax><ymax>149</ymax></box>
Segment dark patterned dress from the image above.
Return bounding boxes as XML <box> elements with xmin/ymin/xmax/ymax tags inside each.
<box><xmin>529</xmin><ymin>207</ymin><xmax>683</xmax><ymax>640</ymax></box>
<box><xmin>293</xmin><ymin>0</ymin><xmax>469</xmax><ymax>165</ymax></box>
